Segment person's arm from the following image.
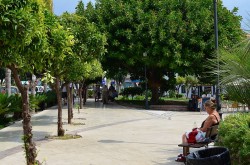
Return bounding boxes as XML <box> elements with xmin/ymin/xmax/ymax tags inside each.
<box><xmin>199</xmin><ymin>116</ymin><xmax>213</xmax><ymax>132</ymax></box>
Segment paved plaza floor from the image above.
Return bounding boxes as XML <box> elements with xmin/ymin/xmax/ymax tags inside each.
<box><xmin>0</xmin><ymin>99</ymin><xmax>212</xmax><ymax>165</ymax></box>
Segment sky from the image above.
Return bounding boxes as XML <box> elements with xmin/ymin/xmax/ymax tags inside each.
<box><xmin>53</xmin><ymin>0</ymin><xmax>249</xmax><ymax>31</ymax></box>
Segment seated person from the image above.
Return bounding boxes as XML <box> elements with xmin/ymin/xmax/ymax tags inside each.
<box><xmin>176</xmin><ymin>99</ymin><xmax>221</xmax><ymax>162</ymax></box>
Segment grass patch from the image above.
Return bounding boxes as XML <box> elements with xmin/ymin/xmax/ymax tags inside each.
<box><xmin>0</xmin><ymin>125</ymin><xmax>5</xmax><ymax>129</ymax></box>
<box><xmin>116</xmin><ymin>97</ymin><xmax>189</xmax><ymax>106</ymax></box>
<box><xmin>45</xmin><ymin>134</ymin><xmax>82</xmax><ymax>140</ymax></box>
<box><xmin>71</xmin><ymin>122</ymin><xmax>85</xmax><ymax>126</ymax></box>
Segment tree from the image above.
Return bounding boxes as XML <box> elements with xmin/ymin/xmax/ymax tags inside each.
<box><xmin>184</xmin><ymin>75</ymin><xmax>199</xmax><ymax>98</ymax></box>
<box><xmin>212</xmin><ymin>35</ymin><xmax>250</xmax><ymax>107</ymax></box>
<box><xmin>0</xmin><ymin>68</ymin><xmax>5</xmax><ymax>86</ymax></box>
<box><xmin>43</xmin><ymin>0</ymin><xmax>53</xmax><ymax>12</ymax></box>
<box><xmin>43</xmin><ymin>10</ymin><xmax>74</xmax><ymax>136</ymax></box>
<box><xmin>176</xmin><ymin>76</ymin><xmax>185</xmax><ymax>94</ymax></box>
<box><xmin>0</xmin><ymin>0</ymin><xmax>47</xmax><ymax>164</ymax></box>
<box><xmin>59</xmin><ymin>7</ymin><xmax>106</xmax><ymax>109</ymax></box>
<box><xmin>94</xmin><ymin>0</ymin><xmax>244</xmax><ymax>104</ymax></box>
<box><xmin>5</xmin><ymin>69</ymin><xmax>11</xmax><ymax>96</ymax></box>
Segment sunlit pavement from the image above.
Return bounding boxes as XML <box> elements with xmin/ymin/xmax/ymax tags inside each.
<box><xmin>0</xmin><ymin>98</ymin><xmax>213</xmax><ymax>165</ymax></box>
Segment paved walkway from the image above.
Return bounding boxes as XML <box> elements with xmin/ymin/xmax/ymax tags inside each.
<box><xmin>0</xmin><ymin>99</ymin><xmax>210</xmax><ymax>165</ymax></box>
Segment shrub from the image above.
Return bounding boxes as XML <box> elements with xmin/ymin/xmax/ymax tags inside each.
<box><xmin>176</xmin><ymin>94</ymin><xmax>183</xmax><ymax>98</ymax></box>
<box><xmin>0</xmin><ymin>94</ymin><xmax>22</xmax><ymax>124</ymax></box>
<box><xmin>44</xmin><ymin>90</ymin><xmax>57</xmax><ymax>107</ymax></box>
<box><xmin>88</xmin><ymin>90</ymin><xmax>94</xmax><ymax>98</ymax></box>
<box><xmin>0</xmin><ymin>94</ymin><xmax>9</xmax><ymax>116</ymax></box>
<box><xmin>168</xmin><ymin>90</ymin><xmax>176</xmax><ymax>98</ymax></box>
<box><xmin>216</xmin><ymin>114</ymin><xmax>250</xmax><ymax>165</ymax></box>
<box><xmin>120</xmin><ymin>87</ymin><xmax>143</xmax><ymax>99</ymax></box>
<box><xmin>0</xmin><ymin>94</ymin><xmax>11</xmax><ymax>126</ymax></box>
<box><xmin>30</xmin><ymin>94</ymin><xmax>47</xmax><ymax>112</ymax></box>
<box><xmin>8</xmin><ymin>94</ymin><xmax>22</xmax><ymax>120</ymax></box>
<box><xmin>133</xmin><ymin>95</ymin><xmax>145</xmax><ymax>100</ymax></box>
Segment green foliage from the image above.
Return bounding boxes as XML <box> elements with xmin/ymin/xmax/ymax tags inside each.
<box><xmin>43</xmin><ymin>10</ymin><xmax>74</xmax><ymax>80</ymax></box>
<box><xmin>0</xmin><ymin>94</ymin><xmax>9</xmax><ymax>115</ymax></box>
<box><xmin>0</xmin><ymin>94</ymin><xmax>22</xmax><ymax>126</ymax></box>
<box><xmin>176</xmin><ymin>94</ymin><xmax>184</xmax><ymax>98</ymax></box>
<box><xmin>157</xmin><ymin>98</ymin><xmax>188</xmax><ymax>105</ymax></box>
<box><xmin>207</xmin><ymin>36</ymin><xmax>250</xmax><ymax>105</ymax></box>
<box><xmin>88</xmin><ymin>90</ymin><xmax>94</xmax><ymax>98</ymax></box>
<box><xmin>8</xmin><ymin>94</ymin><xmax>22</xmax><ymax>113</ymax></box>
<box><xmin>0</xmin><ymin>0</ymin><xmax>48</xmax><ymax>73</ymax></box>
<box><xmin>49</xmin><ymin>9</ymin><xmax>107</xmax><ymax>88</ymax></box>
<box><xmin>118</xmin><ymin>95</ymin><xmax>129</xmax><ymax>101</ymax></box>
<box><xmin>0</xmin><ymin>68</ymin><xmax>5</xmax><ymax>85</ymax></box>
<box><xmin>176</xmin><ymin>76</ymin><xmax>185</xmax><ymax>94</ymax></box>
<box><xmin>120</xmin><ymin>87</ymin><xmax>143</xmax><ymax>99</ymax></box>
<box><xmin>43</xmin><ymin>0</ymin><xmax>53</xmax><ymax>12</ymax></box>
<box><xmin>168</xmin><ymin>90</ymin><xmax>176</xmax><ymax>98</ymax></box>
<box><xmin>216</xmin><ymin>114</ymin><xmax>250</xmax><ymax>165</ymax></box>
<box><xmin>225</xmin><ymin>83</ymin><xmax>250</xmax><ymax>105</ymax></box>
<box><xmin>133</xmin><ymin>95</ymin><xmax>145</xmax><ymax>101</ymax></box>
<box><xmin>94</xmin><ymin>0</ymin><xmax>244</xmax><ymax>102</ymax></box>
<box><xmin>29</xmin><ymin>94</ymin><xmax>47</xmax><ymax>112</ymax></box>
<box><xmin>44</xmin><ymin>90</ymin><xmax>57</xmax><ymax>107</ymax></box>
<box><xmin>184</xmin><ymin>75</ymin><xmax>199</xmax><ymax>98</ymax></box>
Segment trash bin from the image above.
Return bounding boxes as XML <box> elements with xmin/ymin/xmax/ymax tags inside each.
<box><xmin>186</xmin><ymin>147</ymin><xmax>231</xmax><ymax>165</ymax></box>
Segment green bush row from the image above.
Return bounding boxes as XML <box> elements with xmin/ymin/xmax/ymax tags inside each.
<box><xmin>0</xmin><ymin>91</ymin><xmax>57</xmax><ymax>128</ymax></box>
<box><xmin>88</xmin><ymin>90</ymin><xmax>94</xmax><ymax>98</ymax></box>
<box><xmin>120</xmin><ymin>87</ymin><xmax>144</xmax><ymax>98</ymax></box>
<box><xmin>216</xmin><ymin>113</ymin><xmax>250</xmax><ymax>165</ymax></box>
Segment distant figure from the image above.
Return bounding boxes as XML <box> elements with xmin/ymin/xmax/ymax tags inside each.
<box><xmin>109</xmin><ymin>84</ymin><xmax>115</xmax><ymax>91</ymax></box>
<box><xmin>102</xmin><ymin>85</ymin><xmax>108</xmax><ymax>104</ymax></box>
<box><xmin>94</xmin><ymin>84</ymin><xmax>101</xmax><ymax>102</ymax></box>
<box><xmin>62</xmin><ymin>85</ymin><xmax>67</xmax><ymax>105</ymax></box>
<box><xmin>108</xmin><ymin>84</ymin><xmax>115</xmax><ymax>101</ymax></box>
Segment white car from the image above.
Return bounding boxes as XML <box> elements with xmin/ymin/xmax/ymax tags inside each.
<box><xmin>35</xmin><ymin>86</ymin><xmax>44</xmax><ymax>93</ymax></box>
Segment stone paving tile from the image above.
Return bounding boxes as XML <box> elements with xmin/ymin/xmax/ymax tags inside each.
<box><xmin>0</xmin><ymin>99</ymin><xmax>216</xmax><ymax>165</ymax></box>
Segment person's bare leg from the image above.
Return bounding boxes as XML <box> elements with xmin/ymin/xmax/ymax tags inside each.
<box><xmin>182</xmin><ymin>133</ymin><xmax>188</xmax><ymax>143</ymax></box>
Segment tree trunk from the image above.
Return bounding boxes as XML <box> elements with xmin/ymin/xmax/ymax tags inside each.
<box><xmin>66</xmin><ymin>83</ymin><xmax>72</xmax><ymax>124</ymax></box>
<box><xmin>151</xmin><ymin>85</ymin><xmax>160</xmax><ymax>104</ymax></box>
<box><xmin>5</xmin><ymin>68</ymin><xmax>11</xmax><ymax>96</ymax></box>
<box><xmin>82</xmin><ymin>84</ymin><xmax>87</xmax><ymax>105</ymax></box>
<box><xmin>79</xmin><ymin>83</ymin><xmax>83</xmax><ymax>109</ymax></box>
<box><xmin>31</xmin><ymin>74</ymin><xmax>36</xmax><ymax>96</ymax></box>
<box><xmin>70</xmin><ymin>85</ymin><xmax>73</xmax><ymax>119</ymax></box>
<box><xmin>10</xmin><ymin>66</ymin><xmax>40</xmax><ymax>165</ymax></box>
<box><xmin>43</xmin><ymin>82</ymin><xmax>47</xmax><ymax>93</ymax></box>
<box><xmin>148</xmin><ymin>69</ymin><xmax>161</xmax><ymax>104</ymax></box>
<box><xmin>55</xmin><ymin>77</ymin><xmax>64</xmax><ymax>136</ymax></box>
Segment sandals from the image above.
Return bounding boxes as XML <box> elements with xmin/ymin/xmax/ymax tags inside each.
<box><xmin>177</xmin><ymin>153</ymin><xmax>183</xmax><ymax>157</ymax></box>
<box><xmin>175</xmin><ymin>153</ymin><xmax>186</xmax><ymax>162</ymax></box>
<box><xmin>175</xmin><ymin>155</ymin><xmax>186</xmax><ymax>162</ymax></box>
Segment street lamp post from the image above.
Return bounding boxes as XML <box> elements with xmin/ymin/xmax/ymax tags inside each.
<box><xmin>143</xmin><ymin>52</ymin><xmax>149</xmax><ymax>110</ymax></box>
<box><xmin>213</xmin><ymin>0</ymin><xmax>222</xmax><ymax>116</ymax></box>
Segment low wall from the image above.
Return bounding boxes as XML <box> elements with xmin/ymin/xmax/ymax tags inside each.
<box><xmin>150</xmin><ymin>105</ymin><xmax>188</xmax><ymax>111</ymax></box>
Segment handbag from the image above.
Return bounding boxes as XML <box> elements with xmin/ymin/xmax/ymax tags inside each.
<box><xmin>187</xmin><ymin>128</ymin><xmax>198</xmax><ymax>143</ymax></box>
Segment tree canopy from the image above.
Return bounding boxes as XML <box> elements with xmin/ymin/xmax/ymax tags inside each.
<box><xmin>0</xmin><ymin>0</ymin><xmax>48</xmax><ymax>164</ymax></box>
<box><xmin>92</xmin><ymin>0</ymin><xmax>244</xmax><ymax>103</ymax></box>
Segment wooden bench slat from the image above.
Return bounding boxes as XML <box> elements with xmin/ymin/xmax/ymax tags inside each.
<box><xmin>178</xmin><ymin>143</ymin><xmax>207</xmax><ymax>148</ymax></box>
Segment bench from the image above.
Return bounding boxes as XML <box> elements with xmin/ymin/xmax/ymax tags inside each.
<box><xmin>178</xmin><ymin>124</ymin><xmax>219</xmax><ymax>157</ymax></box>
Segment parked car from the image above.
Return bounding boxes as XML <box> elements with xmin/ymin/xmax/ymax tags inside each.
<box><xmin>0</xmin><ymin>86</ymin><xmax>19</xmax><ymax>94</ymax></box>
<box><xmin>29</xmin><ymin>86</ymin><xmax>52</xmax><ymax>94</ymax></box>
<box><xmin>35</xmin><ymin>86</ymin><xmax>44</xmax><ymax>93</ymax></box>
